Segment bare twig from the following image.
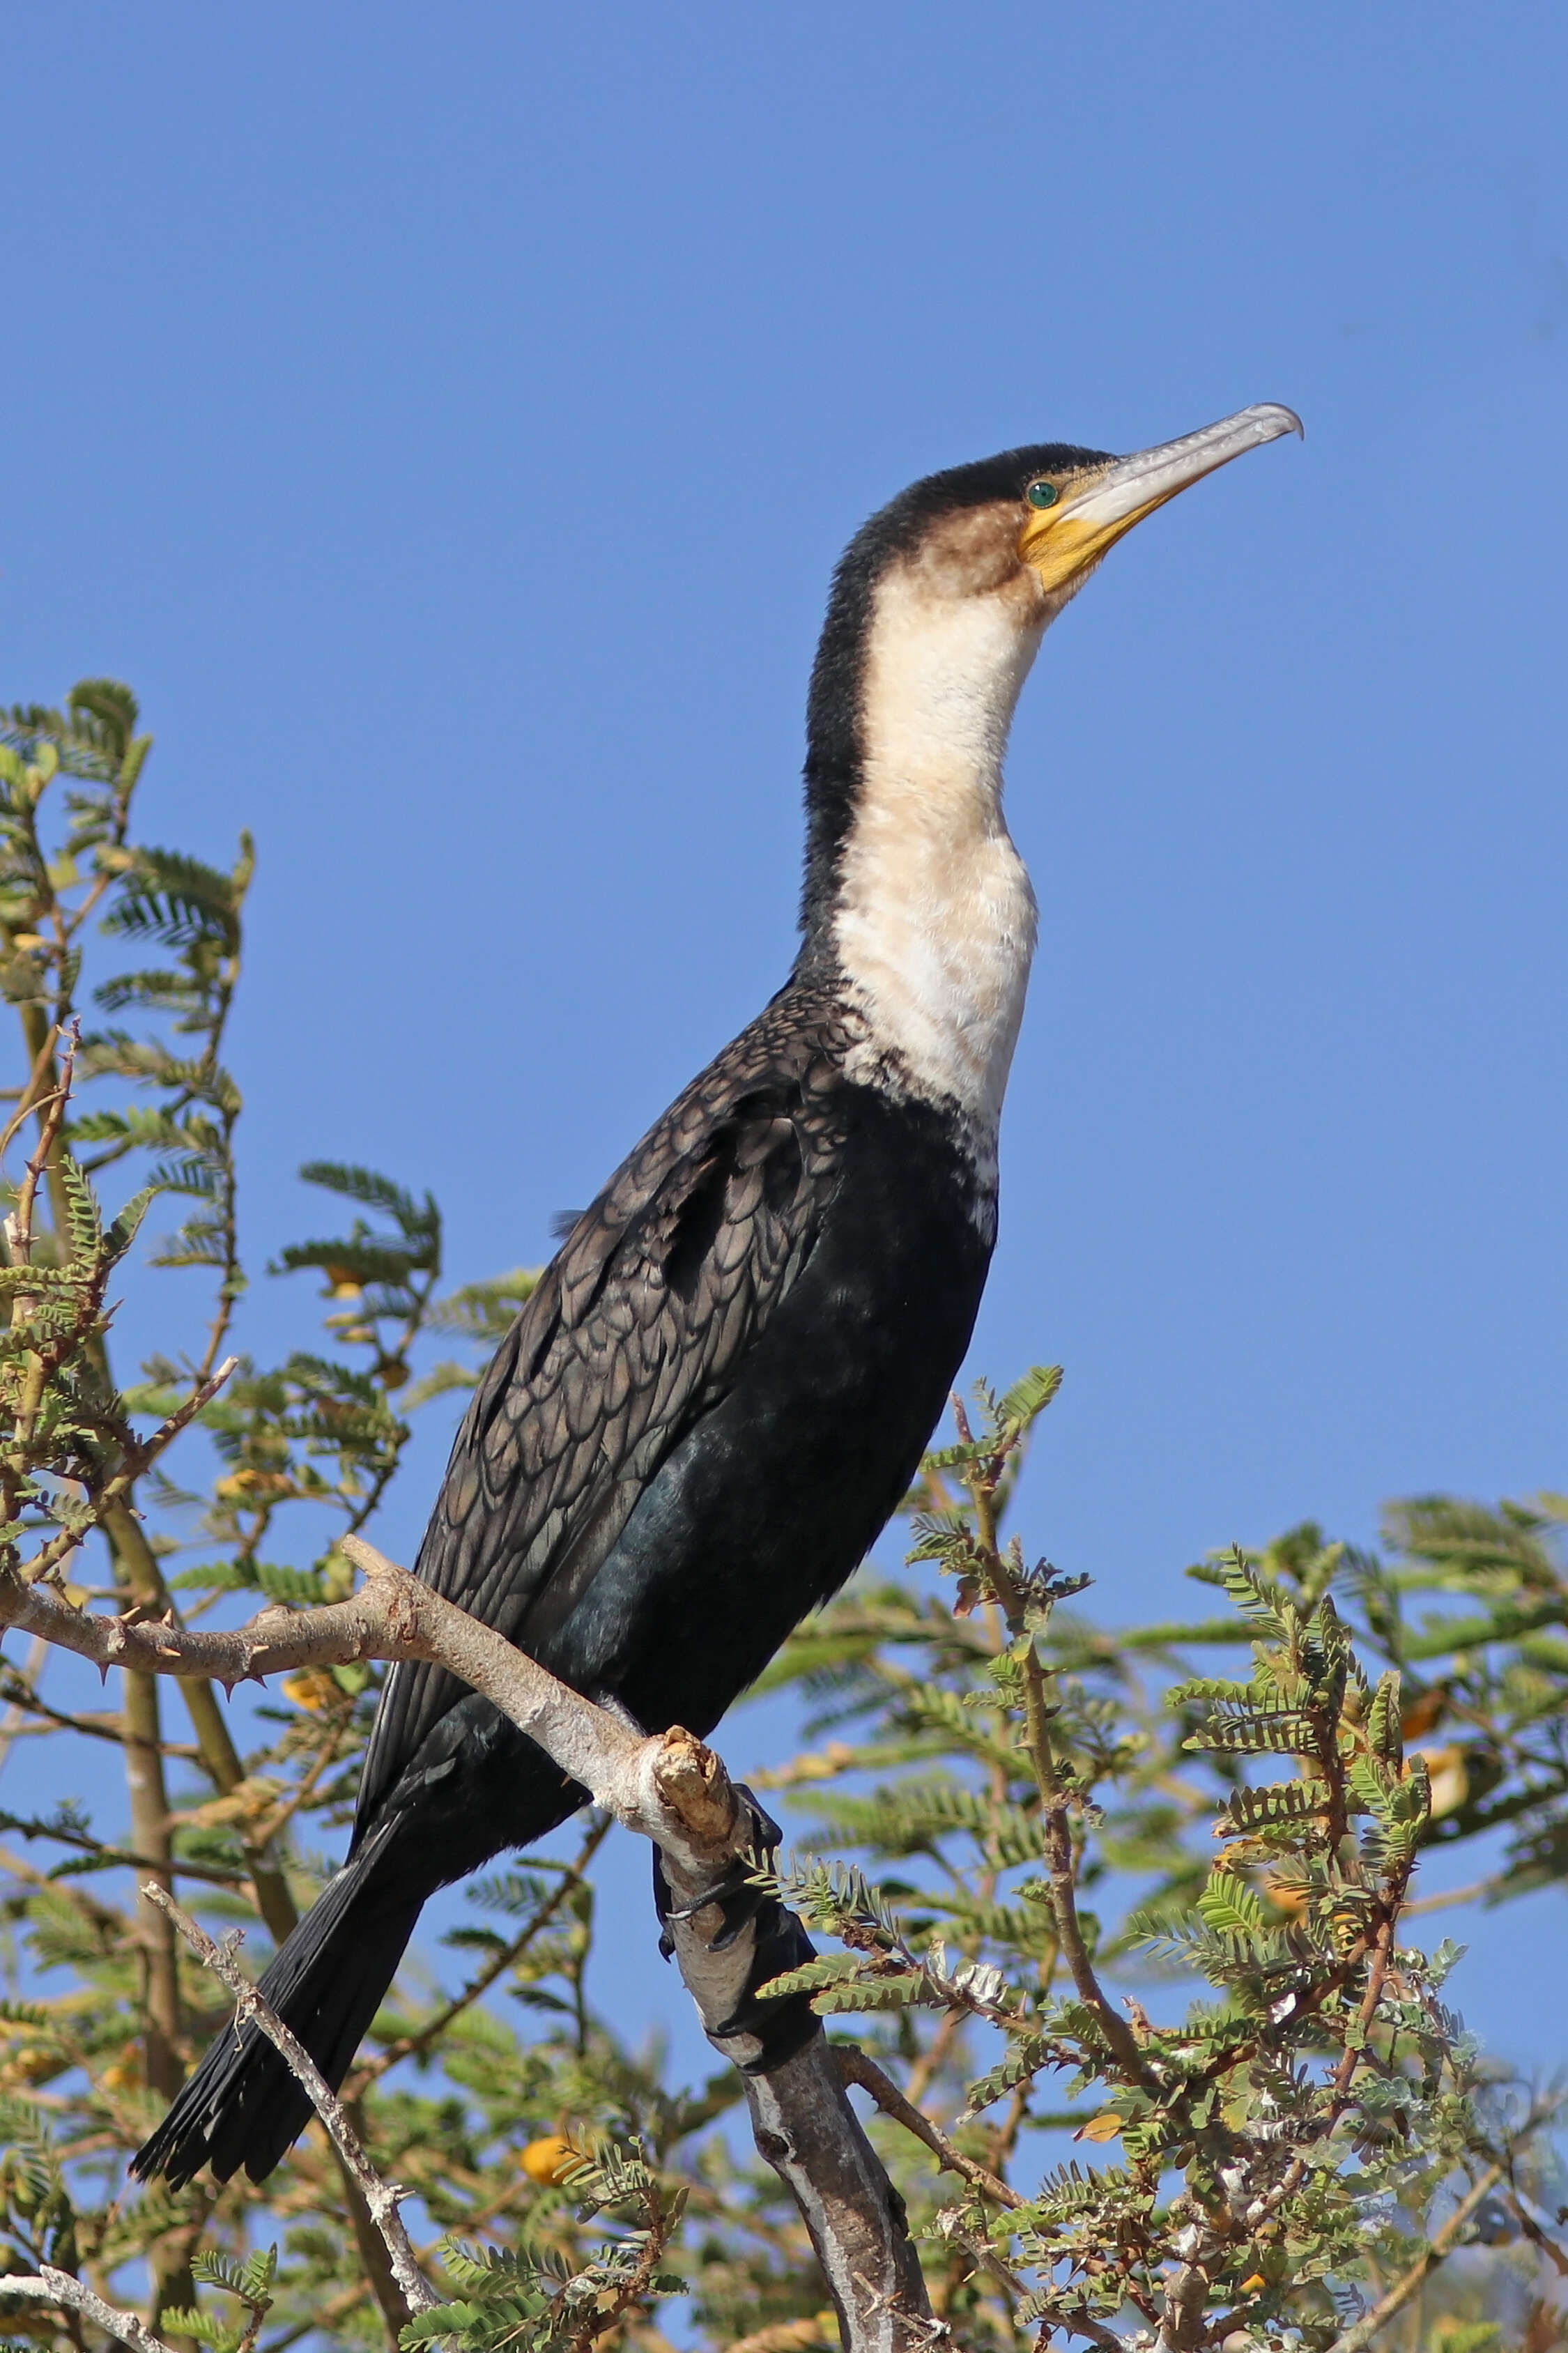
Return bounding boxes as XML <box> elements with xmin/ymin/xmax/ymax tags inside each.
<box><xmin>3</xmin><ymin>1027</ymin><xmax>73</xmax><ymax>1258</ymax></box>
<box><xmin>0</xmin><ymin>1667</ymin><xmax>203</xmax><ymax>1756</ymax></box>
<box><xmin>1501</xmin><ymin>2183</ymin><xmax>1568</xmax><ymax>2278</ymax></box>
<box><xmin>0</xmin><ymin>1804</ymin><xmax>247</xmax><ymax>1887</ymax></box>
<box><xmin>142</xmin><ymin>1883</ymin><xmax>441</xmax><ymax>2320</ymax></box>
<box><xmin>0</xmin><ymin>1541</ymin><xmax>652</xmax><ymax>1822</ymax></box>
<box><xmin>0</xmin><ymin>1018</ymin><xmax>61</xmax><ymax>1170</ymax></box>
<box><xmin>0</xmin><ymin>1535</ymin><xmax>750</xmax><ymax>1864</ymax></box>
<box><xmin>0</xmin><ymin>2265</ymin><xmax>180</xmax><ymax>2353</ymax></box>
<box><xmin>833</xmin><ymin>2045</ymin><xmax>1023</xmax><ymax>2211</ymax></box>
<box><xmin>1155</xmin><ymin>2239</ymin><xmax>1211</xmax><ymax>2353</ymax></box>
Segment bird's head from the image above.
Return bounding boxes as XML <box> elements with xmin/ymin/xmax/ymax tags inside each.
<box><xmin>1011</xmin><ymin>401</ymin><xmax>1304</xmax><ymax>603</ymax></box>
<box><xmin>801</xmin><ymin>402</ymin><xmax>1301</xmax><ymax>943</ymax></box>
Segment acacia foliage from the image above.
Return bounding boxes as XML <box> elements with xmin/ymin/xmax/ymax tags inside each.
<box><xmin>748</xmin><ymin>1389</ymin><xmax>1568</xmax><ymax>2351</ymax></box>
<box><xmin>0</xmin><ymin>684</ymin><xmax>1563</xmax><ymax>2353</ymax></box>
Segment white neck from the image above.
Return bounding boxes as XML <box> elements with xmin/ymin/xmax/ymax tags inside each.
<box><xmin>829</xmin><ymin>564</ymin><xmax>1043</xmax><ymax>1158</ymax></box>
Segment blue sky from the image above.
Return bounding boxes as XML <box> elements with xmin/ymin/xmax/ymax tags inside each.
<box><xmin>4</xmin><ymin>6</ymin><xmax>1566</xmax><ymax>2086</ymax></box>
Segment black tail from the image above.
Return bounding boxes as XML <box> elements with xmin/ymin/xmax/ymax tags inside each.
<box><xmin>132</xmin><ymin>1821</ymin><xmax>420</xmax><ymax>2189</ymax></box>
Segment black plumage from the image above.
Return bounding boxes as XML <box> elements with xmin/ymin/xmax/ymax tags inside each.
<box><xmin>362</xmin><ymin>983</ymin><xmax>991</xmax><ymax>1802</ymax></box>
<box><xmin>134</xmin><ymin>404</ymin><xmax>1298</xmax><ymax>2189</ymax></box>
<box><xmin>136</xmin><ymin>979</ymin><xmax>993</xmax><ymax>2186</ymax></box>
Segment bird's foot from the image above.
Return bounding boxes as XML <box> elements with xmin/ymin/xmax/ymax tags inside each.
<box><xmin>652</xmin><ymin>1783</ymin><xmax>783</xmax><ymax>1954</ymax></box>
<box><xmin>652</xmin><ymin>1786</ymin><xmax>817</xmax><ymax>2073</ymax></box>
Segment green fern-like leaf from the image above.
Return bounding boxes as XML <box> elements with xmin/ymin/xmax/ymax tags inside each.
<box><xmin>167</xmin><ymin>1559</ymin><xmax>259</xmax><ymax>1593</ymax></box>
<box><xmin>1196</xmin><ymin>1873</ymin><xmax>1266</xmax><ymax>1937</ymax></box>
<box><xmin>1184</xmin><ymin>1714</ymin><xmax>1318</xmax><ymax>1756</ymax></box>
<box><xmin>298</xmin><ymin>1160</ymin><xmax>440</xmax><ymax>1248</ymax></box>
<box><xmin>1225</xmin><ymin>1779</ymin><xmax>1331</xmax><ymax>1832</ymax></box>
<box><xmin>56</xmin><ymin>1152</ymin><xmax>101</xmax><ymax>1269</ymax></box>
<box><xmin>810</xmin><ymin>1970</ymin><xmax>933</xmax><ymax>2014</ymax></box>
<box><xmin>426</xmin><ymin>1269</ymin><xmax>539</xmax><ymax>1342</ymax></box>
<box><xmin>1218</xmin><ymin>1547</ymin><xmax>1293</xmax><ymax>1641</ymax></box>
<box><xmin>399</xmin><ymin>2302</ymin><xmax>489</xmax><ymax>2345</ymax></box>
<box><xmin>1346</xmin><ymin>1756</ymin><xmax>1400</xmax><ymax>1819</ymax></box>
<box><xmin>157</xmin><ymin>2308</ymin><xmax>243</xmax><ymax>2352</ymax></box>
<box><xmin>102</xmin><ymin>845</ymin><xmax>239</xmax><ymax>952</ymax></box>
<box><xmin>962</xmin><ymin>2032</ymin><xmax>1054</xmax><ymax>2117</ymax></box>
<box><xmin>997</xmin><ymin>1363</ymin><xmax>1064</xmax><ymax>1432</ymax></box>
<box><xmin>102</xmin><ymin>1182</ymin><xmax>160</xmax><ymax>1262</ymax></box>
<box><xmin>68</xmin><ymin>677</ymin><xmax>140</xmax><ymax>765</ymax></box>
<box><xmin>254</xmin><ymin>1562</ymin><xmax>325</xmax><ymax>1606</ymax></box>
<box><xmin>1366</xmin><ymin>1669</ymin><xmax>1404</xmax><ymax>1763</ymax></box>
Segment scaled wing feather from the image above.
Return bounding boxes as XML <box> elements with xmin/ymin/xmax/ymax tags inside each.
<box><xmin>354</xmin><ymin>997</ymin><xmax>853</xmax><ymax>1836</ymax></box>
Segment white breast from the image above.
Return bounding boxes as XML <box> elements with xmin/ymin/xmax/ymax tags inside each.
<box><xmin>829</xmin><ymin>560</ymin><xmax>1043</xmax><ymax>1165</ymax></box>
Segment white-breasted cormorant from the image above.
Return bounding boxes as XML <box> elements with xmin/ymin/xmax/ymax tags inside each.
<box><xmin>134</xmin><ymin>402</ymin><xmax>1300</xmax><ymax>2187</ymax></box>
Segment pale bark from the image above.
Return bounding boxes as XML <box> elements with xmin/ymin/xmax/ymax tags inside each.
<box><xmin>0</xmin><ymin>2267</ymin><xmax>184</xmax><ymax>2353</ymax></box>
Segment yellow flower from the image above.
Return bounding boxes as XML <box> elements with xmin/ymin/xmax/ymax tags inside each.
<box><xmin>215</xmin><ymin>1467</ymin><xmax>293</xmax><ymax>1502</ymax></box>
<box><xmin>520</xmin><ymin>2136</ymin><xmax>581</xmax><ymax>2185</ymax></box>
<box><xmin>282</xmin><ymin>1670</ymin><xmax>339</xmax><ymax>1713</ymax></box>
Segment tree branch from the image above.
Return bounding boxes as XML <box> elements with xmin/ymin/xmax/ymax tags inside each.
<box><xmin>0</xmin><ymin>1539</ymin><xmax>673</xmax><ymax>1842</ymax></box>
<box><xmin>833</xmin><ymin>2044</ymin><xmax>1023</xmax><ymax>2212</ymax></box>
<box><xmin>743</xmin><ymin>2043</ymin><xmax>940</xmax><ymax>2353</ymax></box>
<box><xmin>0</xmin><ymin>2266</ymin><xmax>181</xmax><ymax>2353</ymax></box>
<box><xmin>1</xmin><ymin>1531</ymin><xmax>939</xmax><ymax>2351</ymax></box>
<box><xmin>142</xmin><ymin>1882</ymin><xmax>442</xmax><ymax>2321</ymax></box>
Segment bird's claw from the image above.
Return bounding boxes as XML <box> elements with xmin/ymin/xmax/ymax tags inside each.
<box><xmin>652</xmin><ymin>1784</ymin><xmax>782</xmax><ymax>1954</ymax></box>
<box><xmin>650</xmin><ymin>1786</ymin><xmax>817</xmax><ymax>2069</ymax></box>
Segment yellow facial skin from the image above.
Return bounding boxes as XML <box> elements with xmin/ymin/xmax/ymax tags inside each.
<box><xmin>1018</xmin><ymin>401</ymin><xmax>1302</xmax><ymax>596</ymax></box>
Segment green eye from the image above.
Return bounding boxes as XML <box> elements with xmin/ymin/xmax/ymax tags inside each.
<box><xmin>1027</xmin><ymin>480</ymin><xmax>1059</xmax><ymax>510</ymax></box>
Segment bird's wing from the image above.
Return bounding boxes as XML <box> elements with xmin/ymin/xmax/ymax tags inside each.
<box><xmin>355</xmin><ymin>1007</ymin><xmax>849</xmax><ymax>1833</ymax></box>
